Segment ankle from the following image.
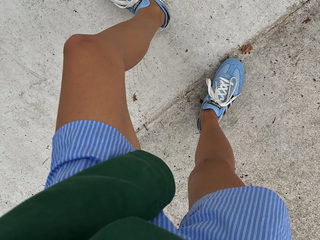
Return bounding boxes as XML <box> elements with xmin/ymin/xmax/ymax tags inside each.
<box><xmin>138</xmin><ymin>0</ymin><xmax>165</xmax><ymax>27</ymax></box>
<box><xmin>200</xmin><ymin>110</ymin><xmax>219</xmax><ymax>129</ymax></box>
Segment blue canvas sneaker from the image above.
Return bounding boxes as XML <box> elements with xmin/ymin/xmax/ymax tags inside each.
<box><xmin>197</xmin><ymin>58</ymin><xmax>245</xmax><ymax>132</ymax></box>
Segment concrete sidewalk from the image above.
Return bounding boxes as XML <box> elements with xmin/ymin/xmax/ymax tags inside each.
<box><xmin>1</xmin><ymin>0</ymin><xmax>319</xmax><ymax>239</ymax></box>
<box><xmin>138</xmin><ymin>1</ymin><xmax>320</xmax><ymax>238</ymax></box>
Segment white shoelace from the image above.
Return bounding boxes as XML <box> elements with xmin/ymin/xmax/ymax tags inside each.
<box><xmin>206</xmin><ymin>77</ymin><xmax>238</xmax><ymax>107</ymax></box>
<box><xmin>110</xmin><ymin>0</ymin><xmax>140</xmax><ymax>8</ymax></box>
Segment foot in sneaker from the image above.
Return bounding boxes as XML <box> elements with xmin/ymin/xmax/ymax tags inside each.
<box><xmin>197</xmin><ymin>58</ymin><xmax>245</xmax><ymax>132</ymax></box>
<box><xmin>110</xmin><ymin>0</ymin><xmax>170</xmax><ymax>28</ymax></box>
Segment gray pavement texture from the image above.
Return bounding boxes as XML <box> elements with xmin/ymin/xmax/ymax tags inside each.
<box><xmin>139</xmin><ymin>1</ymin><xmax>320</xmax><ymax>239</ymax></box>
<box><xmin>0</xmin><ymin>0</ymin><xmax>319</xmax><ymax>239</ymax></box>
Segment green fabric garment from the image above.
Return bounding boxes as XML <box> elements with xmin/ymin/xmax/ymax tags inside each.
<box><xmin>90</xmin><ymin>217</ymin><xmax>183</xmax><ymax>240</ymax></box>
<box><xmin>0</xmin><ymin>150</ymin><xmax>182</xmax><ymax>240</ymax></box>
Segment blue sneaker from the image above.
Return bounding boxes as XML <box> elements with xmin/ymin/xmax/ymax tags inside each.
<box><xmin>110</xmin><ymin>0</ymin><xmax>170</xmax><ymax>28</ymax></box>
<box><xmin>197</xmin><ymin>58</ymin><xmax>245</xmax><ymax>132</ymax></box>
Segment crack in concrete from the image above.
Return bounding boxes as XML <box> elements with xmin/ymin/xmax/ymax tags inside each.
<box><xmin>266</xmin><ymin>0</ymin><xmax>312</xmax><ymax>33</ymax></box>
<box><xmin>136</xmin><ymin>0</ymin><xmax>314</xmax><ymax>133</ymax></box>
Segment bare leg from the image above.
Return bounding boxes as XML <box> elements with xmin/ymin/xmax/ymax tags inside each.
<box><xmin>56</xmin><ymin>1</ymin><xmax>165</xmax><ymax>149</ymax></box>
<box><xmin>188</xmin><ymin>110</ymin><xmax>245</xmax><ymax>209</ymax></box>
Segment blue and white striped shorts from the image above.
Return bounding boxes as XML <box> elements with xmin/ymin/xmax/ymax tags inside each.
<box><xmin>46</xmin><ymin>120</ymin><xmax>292</xmax><ymax>240</ymax></box>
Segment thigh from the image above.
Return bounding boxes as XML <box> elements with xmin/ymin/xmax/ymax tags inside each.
<box><xmin>56</xmin><ymin>34</ymin><xmax>140</xmax><ymax>149</ymax></box>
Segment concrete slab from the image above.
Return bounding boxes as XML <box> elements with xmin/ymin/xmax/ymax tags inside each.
<box><xmin>138</xmin><ymin>0</ymin><xmax>320</xmax><ymax>238</ymax></box>
<box><xmin>0</xmin><ymin>0</ymin><xmax>316</xmax><ymax>238</ymax></box>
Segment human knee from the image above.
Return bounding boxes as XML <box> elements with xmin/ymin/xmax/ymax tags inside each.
<box><xmin>64</xmin><ymin>34</ymin><xmax>99</xmax><ymax>54</ymax></box>
<box><xmin>64</xmin><ymin>34</ymin><xmax>122</xmax><ymax>63</ymax></box>
<box><xmin>64</xmin><ymin>34</ymin><xmax>89</xmax><ymax>52</ymax></box>
<box><xmin>189</xmin><ymin>158</ymin><xmax>235</xmax><ymax>182</ymax></box>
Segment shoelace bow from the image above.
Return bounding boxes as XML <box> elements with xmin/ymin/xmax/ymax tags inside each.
<box><xmin>206</xmin><ymin>77</ymin><xmax>238</xmax><ymax>107</ymax></box>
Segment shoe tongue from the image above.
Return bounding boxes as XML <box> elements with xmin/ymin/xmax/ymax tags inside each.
<box><xmin>216</xmin><ymin>74</ymin><xmax>231</xmax><ymax>102</ymax></box>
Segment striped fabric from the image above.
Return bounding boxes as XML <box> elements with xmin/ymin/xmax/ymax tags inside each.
<box><xmin>177</xmin><ymin>187</ymin><xmax>292</xmax><ymax>240</ymax></box>
<box><xmin>45</xmin><ymin>121</ymin><xmax>136</xmax><ymax>188</ymax></box>
<box><xmin>46</xmin><ymin>120</ymin><xmax>292</xmax><ymax>240</ymax></box>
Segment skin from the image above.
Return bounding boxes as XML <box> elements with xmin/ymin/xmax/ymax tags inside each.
<box><xmin>56</xmin><ymin>0</ymin><xmax>244</xmax><ymax>210</ymax></box>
